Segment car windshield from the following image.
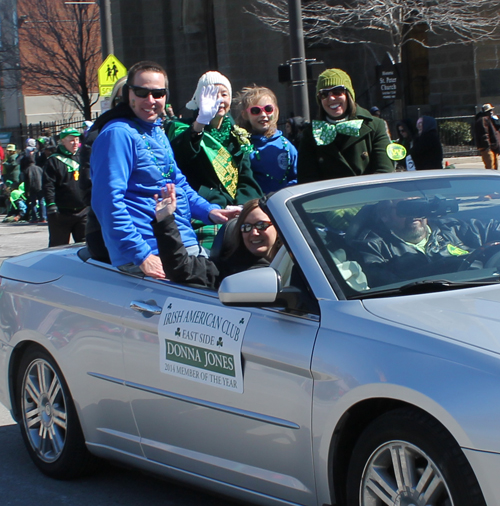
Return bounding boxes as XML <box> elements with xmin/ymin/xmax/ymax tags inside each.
<box><xmin>292</xmin><ymin>174</ymin><xmax>500</xmax><ymax>298</ymax></box>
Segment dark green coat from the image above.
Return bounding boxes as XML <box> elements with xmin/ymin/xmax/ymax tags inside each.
<box><xmin>166</xmin><ymin>117</ymin><xmax>263</xmax><ymax>208</ymax></box>
<box><xmin>2</xmin><ymin>153</ymin><xmax>20</xmax><ymax>188</ymax></box>
<box><xmin>298</xmin><ymin>106</ymin><xmax>394</xmax><ymax>183</ymax></box>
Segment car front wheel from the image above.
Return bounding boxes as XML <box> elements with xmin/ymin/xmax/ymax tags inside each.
<box><xmin>16</xmin><ymin>345</ymin><xmax>98</xmax><ymax>479</ymax></box>
<box><xmin>346</xmin><ymin>408</ymin><xmax>486</xmax><ymax>506</ymax></box>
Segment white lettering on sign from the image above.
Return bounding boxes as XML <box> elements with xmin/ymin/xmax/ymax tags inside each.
<box><xmin>158</xmin><ymin>298</ymin><xmax>250</xmax><ymax>393</ymax></box>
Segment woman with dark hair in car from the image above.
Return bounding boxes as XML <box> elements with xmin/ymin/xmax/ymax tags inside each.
<box><xmin>152</xmin><ymin>184</ymin><xmax>280</xmax><ymax>289</ymax></box>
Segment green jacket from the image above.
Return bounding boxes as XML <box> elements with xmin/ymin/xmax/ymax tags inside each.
<box><xmin>297</xmin><ymin>106</ymin><xmax>394</xmax><ymax>183</ymax></box>
<box><xmin>2</xmin><ymin>153</ymin><xmax>20</xmax><ymax>188</ymax></box>
<box><xmin>167</xmin><ymin>117</ymin><xmax>263</xmax><ymax>208</ymax></box>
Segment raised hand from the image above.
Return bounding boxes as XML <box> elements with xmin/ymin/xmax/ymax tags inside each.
<box><xmin>196</xmin><ymin>85</ymin><xmax>222</xmax><ymax>125</ymax></box>
<box><xmin>154</xmin><ymin>183</ymin><xmax>177</xmax><ymax>222</ymax></box>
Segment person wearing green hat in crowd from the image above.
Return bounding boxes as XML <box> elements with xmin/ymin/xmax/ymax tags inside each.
<box><xmin>1</xmin><ymin>144</ymin><xmax>20</xmax><ymax>216</ymax></box>
<box><xmin>2</xmin><ymin>182</ymin><xmax>27</xmax><ymax>222</ymax></box>
<box><xmin>42</xmin><ymin>127</ymin><xmax>87</xmax><ymax>247</ymax></box>
<box><xmin>297</xmin><ymin>68</ymin><xmax>394</xmax><ymax>184</ymax></box>
<box><xmin>2</xmin><ymin>144</ymin><xmax>20</xmax><ymax>189</ymax></box>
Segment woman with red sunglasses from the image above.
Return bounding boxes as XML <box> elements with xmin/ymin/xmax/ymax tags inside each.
<box><xmin>236</xmin><ymin>85</ymin><xmax>298</xmax><ymax>194</ymax></box>
<box><xmin>298</xmin><ymin>68</ymin><xmax>394</xmax><ymax>184</ymax></box>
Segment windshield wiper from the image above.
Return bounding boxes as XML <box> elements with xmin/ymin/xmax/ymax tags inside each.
<box><xmin>351</xmin><ymin>277</ymin><xmax>500</xmax><ymax>299</ymax></box>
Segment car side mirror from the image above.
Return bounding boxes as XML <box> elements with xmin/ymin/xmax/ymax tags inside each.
<box><xmin>218</xmin><ymin>267</ymin><xmax>300</xmax><ymax>309</ymax></box>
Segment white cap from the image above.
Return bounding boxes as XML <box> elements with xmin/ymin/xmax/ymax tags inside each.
<box><xmin>186</xmin><ymin>71</ymin><xmax>232</xmax><ymax>110</ymax></box>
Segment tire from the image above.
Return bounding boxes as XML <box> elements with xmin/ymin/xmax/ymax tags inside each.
<box><xmin>16</xmin><ymin>345</ymin><xmax>99</xmax><ymax>479</ymax></box>
<box><xmin>346</xmin><ymin>408</ymin><xmax>486</xmax><ymax>506</ymax></box>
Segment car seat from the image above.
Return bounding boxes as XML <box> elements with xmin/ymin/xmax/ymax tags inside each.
<box><xmin>210</xmin><ymin>218</ymin><xmax>238</xmax><ymax>263</ymax></box>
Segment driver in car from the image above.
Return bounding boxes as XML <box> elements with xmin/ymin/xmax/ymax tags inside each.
<box><xmin>347</xmin><ymin>197</ymin><xmax>500</xmax><ymax>287</ymax></box>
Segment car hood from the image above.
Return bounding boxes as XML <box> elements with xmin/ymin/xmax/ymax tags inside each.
<box><xmin>363</xmin><ymin>284</ymin><xmax>500</xmax><ymax>354</ymax></box>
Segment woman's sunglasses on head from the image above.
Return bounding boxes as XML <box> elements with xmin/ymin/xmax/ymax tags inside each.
<box><xmin>318</xmin><ymin>86</ymin><xmax>347</xmax><ymax>100</ymax></box>
<box><xmin>129</xmin><ymin>85</ymin><xmax>169</xmax><ymax>100</ymax></box>
<box><xmin>240</xmin><ymin>221</ymin><xmax>273</xmax><ymax>233</ymax></box>
<box><xmin>247</xmin><ymin>104</ymin><xmax>275</xmax><ymax>116</ymax></box>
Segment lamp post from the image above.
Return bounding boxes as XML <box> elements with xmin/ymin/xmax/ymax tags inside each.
<box><xmin>288</xmin><ymin>0</ymin><xmax>310</xmax><ymax>122</ymax></box>
<box><xmin>99</xmin><ymin>0</ymin><xmax>114</xmax><ymax>58</ymax></box>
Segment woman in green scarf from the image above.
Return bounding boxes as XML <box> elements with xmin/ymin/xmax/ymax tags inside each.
<box><xmin>166</xmin><ymin>71</ymin><xmax>263</xmax><ymax>248</ymax></box>
<box><xmin>298</xmin><ymin>68</ymin><xmax>394</xmax><ymax>183</ymax></box>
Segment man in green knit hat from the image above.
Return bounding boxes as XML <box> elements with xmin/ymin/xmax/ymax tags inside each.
<box><xmin>42</xmin><ymin>127</ymin><xmax>87</xmax><ymax>247</ymax></box>
<box><xmin>297</xmin><ymin>68</ymin><xmax>394</xmax><ymax>184</ymax></box>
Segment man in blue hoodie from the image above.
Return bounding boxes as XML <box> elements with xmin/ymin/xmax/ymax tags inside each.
<box><xmin>91</xmin><ymin>61</ymin><xmax>236</xmax><ymax>278</ymax></box>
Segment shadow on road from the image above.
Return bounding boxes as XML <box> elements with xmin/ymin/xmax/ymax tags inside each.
<box><xmin>0</xmin><ymin>422</ymin><xmax>243</xmax><ymax>506</ymax></box>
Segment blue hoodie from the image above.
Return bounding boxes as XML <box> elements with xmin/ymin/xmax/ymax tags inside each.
<box><xmin>249</xmin><ymin>130</ymin><xmax>297</xmax><ymax>194</ymax></box>
<box><xmin>91</xmin><ymin>117</ymin><xmax>219</xmax><ymax>267</ymax></box>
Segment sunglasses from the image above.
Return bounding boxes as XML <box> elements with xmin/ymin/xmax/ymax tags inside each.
<box><xmin>247</xmin><ymin>104</ymin><xmax>275</xmax><ymax>116</ymax></box>
<box><xmin>129</xmin><ymin>85</ymin><xmax>169</xmax><ymax>100</ymax></box>
<box><xmin>240</xmin><ymin>221</ymin><xmax>273</xmax><ymax>233</ymax></box>
<box><xmin>318</xmin><ymin>86</ymin><xmax>347</xmax><ymax>100</ymax></box>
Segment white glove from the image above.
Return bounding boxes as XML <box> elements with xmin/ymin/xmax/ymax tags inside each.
<box><xmin>196</xmin><ymin>85</ymin><xmax>222</xmax><ymax>125</ymax></box>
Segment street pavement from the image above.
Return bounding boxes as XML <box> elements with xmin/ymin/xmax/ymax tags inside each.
<box><xmin>0</xmin><ymin>220</ymin><xmax>49</xmax><ymax>266</ymax></box>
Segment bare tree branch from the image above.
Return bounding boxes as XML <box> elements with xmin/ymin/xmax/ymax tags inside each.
<box><xmin>16</xmin><ymin>0</ymin><xmax>101</xmax><ymax>119</ymax></box>
<box><xmin>248</xmin><ymin>0</ymin><xmax>500</xmax><ymax>63</ymax></box>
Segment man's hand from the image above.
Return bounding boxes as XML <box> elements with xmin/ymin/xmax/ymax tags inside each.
<box><xmin>209</xmin><ymin>206</ymin><xmax>242</xmax><ymax>224</ymax></box>
<box><xmin>196</xmin><ymin>85</ymin><xmax>221</xmax><ymax>126</ymax></box>
<box><xmin>140</xmin><ymin>254</ymin><xmax>166</xmax><ymax>279</ymax></box>
<box><xmin>154</xmin><ymin>183</ymin><xmax>176</xmax><ymax>222</ymax></box>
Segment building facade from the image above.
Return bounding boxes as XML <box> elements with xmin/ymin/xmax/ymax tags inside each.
<box><xmin>1</xmin><ymin>0</ymin><xmax>500</xmax><ymax>134</ymax></box>
<box><xmin>0</xmin><ymin>0</ymin><xmax>101</xmax><ymax>129</ymax></box>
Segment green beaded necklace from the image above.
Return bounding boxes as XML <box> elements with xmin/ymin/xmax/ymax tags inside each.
<box><xmin>133</xmin><ymin>121</ymin><xmax>174</xmax><ymax>179</ymax></box>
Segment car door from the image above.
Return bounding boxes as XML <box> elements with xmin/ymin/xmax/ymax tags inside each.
<box><xmin>121</xmin><ymin>274</ymin><xmax>320</xmax><ymax>505</ymax></box>
<box><xmin>43</xmin><ymin>259</ymin><xmax>144</xmax><ymax>457</ymax></box>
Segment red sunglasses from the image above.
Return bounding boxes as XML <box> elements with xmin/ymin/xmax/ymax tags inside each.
<box><xmin>247</xmin><ymin>104</ymin><xmax>275</xmax><ymax>115</ymax></box>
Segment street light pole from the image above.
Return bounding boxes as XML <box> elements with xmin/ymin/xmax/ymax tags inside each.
<box><xmin>288</xmin><ymin>0</ymin><xmax>310</xmax><ymax>122</ymax></box>
<box><xmin>100</xmin><ymin>0</ymin><xmax>114</xmax><ymax>58</ymax></box>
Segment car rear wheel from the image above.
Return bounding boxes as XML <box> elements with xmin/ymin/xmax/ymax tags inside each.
<box><xmin>345</xmin><ymin>408</ymin><xmax>486</xmax><ymax>506</ymax></box>
<box><xmin>16</xmin><ymin>346</ymin><xmax>99</xmax><ymax>479</ymax></box>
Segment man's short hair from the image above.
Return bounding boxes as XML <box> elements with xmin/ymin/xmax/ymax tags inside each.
<box><xmin>123</xmin><ymin>61</ymin><xmax>168</xmax><ymax>104</ymax></box>
<box><xmin>126</xmin><ymin>61</ymin><xmax>168</xmax><ymax>87</ymax></box>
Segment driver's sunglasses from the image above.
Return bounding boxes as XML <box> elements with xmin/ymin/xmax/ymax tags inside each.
<box><xmin>318</xmin><ymin>86</ymin><xmax>347</xmax><ymax>100</ymax></box>
<box><xmin>247</xmin><ymin>104</ymin><xmax>275</xmax><ymax>115</ymax></box>
<box><xmin>240</xmin><ymin>221</ymin><xmax>273</xmax><ymax>233</ymax></box>
<box><xmin>129</xmin><ymin>85</ymin><xmax>169</xmax><ymax>100</ymax></box>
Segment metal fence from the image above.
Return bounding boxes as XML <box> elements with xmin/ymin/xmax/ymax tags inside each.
<box><xmin>436</xmin><ymin>115</ymin><xmax>479</xmax><ymax>158</ymax></box>
<box><xmin>0</xmin><ymin>113</ymin><xmax>99</xmax><ymax>150</ymax></box>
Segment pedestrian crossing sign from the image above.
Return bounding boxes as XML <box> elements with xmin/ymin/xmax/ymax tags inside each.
<box><xmin>98</xmin><ymin>55</ymin><xmax>127</xmax><ymax>97</ymax></box>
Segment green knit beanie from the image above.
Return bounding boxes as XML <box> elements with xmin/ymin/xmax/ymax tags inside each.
<box><xmin>316</xmin><ymin>68</ymin><xmax>355</xmax><ymax>103</ymax></box>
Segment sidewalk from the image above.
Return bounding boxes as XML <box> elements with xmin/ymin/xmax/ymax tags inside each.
<box><xmin>0</xmin><ymin>216</ymin><xmax>49</xmax><ymax>265</ymax></box>
<box><xmin>443</xmin><ymin>156</ymin><xmax>484</xmax><ymax>169</ymax></box>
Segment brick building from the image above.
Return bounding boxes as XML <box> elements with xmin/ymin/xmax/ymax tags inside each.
<box><xmin>0</xmin><ymin>0</ymin><xmax>101</xmax><ymax>127</ymax></box>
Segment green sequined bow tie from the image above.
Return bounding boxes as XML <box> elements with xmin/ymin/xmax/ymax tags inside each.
<box><xmin>312</xmin><ymin>119</ymin><xmax>363</xmax><ymax>146</ymax></box>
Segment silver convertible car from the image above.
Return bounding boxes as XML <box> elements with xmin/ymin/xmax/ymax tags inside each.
<box><xmin>3</xmin><ymin>169</ymin><xmax>500</xmax><ymax>506</ymax></box>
